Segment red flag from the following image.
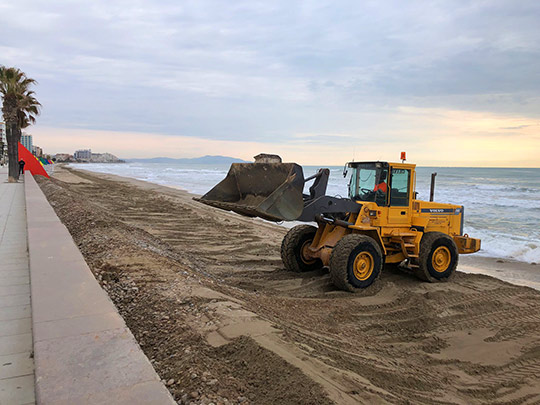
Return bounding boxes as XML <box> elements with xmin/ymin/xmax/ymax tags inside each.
<box><xmin>18</xmin><ymin>142</ymin><xmax>50</xmax><ymax>178</ymax></box>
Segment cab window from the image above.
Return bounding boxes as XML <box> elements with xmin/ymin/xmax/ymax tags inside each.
<box><xmin>348</xmin><ymin>163</ymin><xmax>388</xmax><ymax>206</ymax></box>
<box><xmin>389</xmin><ymin>169</ymin><xmax>410</xmax><ymax>206</ymax></box>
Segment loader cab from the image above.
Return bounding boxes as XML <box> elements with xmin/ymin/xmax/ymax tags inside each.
<box><xmin>347</xmin><ymin>161</ymin><xmax>416</xmax><ymax>213</ymax></box>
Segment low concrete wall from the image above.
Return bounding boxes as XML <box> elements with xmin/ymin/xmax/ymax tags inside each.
<box><xmin>24</xmin><ymin>173</ymin><xmax>175</xmax><ymax>404</ymax></box>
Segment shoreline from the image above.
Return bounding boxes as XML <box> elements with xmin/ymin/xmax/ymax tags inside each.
<box><xmin>65</xmin><ymin>165</ymin><xmax>540</xmax><ymax>291</ymax></box>
<box><xmin>459</xmin><ymin>255</ymin><xmax>540</xmax><ymax>291</ymax></box>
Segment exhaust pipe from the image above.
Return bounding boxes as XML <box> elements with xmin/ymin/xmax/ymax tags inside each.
<box><xmin>430</xmin><ymin>172</ymin><xmax>437</xmax><ymax>202</ymax></box>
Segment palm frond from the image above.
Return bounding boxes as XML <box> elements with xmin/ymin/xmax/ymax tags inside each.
<box><xmin>0</xmin><ymin>66</ymin><xmax>41</xmax><ymax>128</ymax></box>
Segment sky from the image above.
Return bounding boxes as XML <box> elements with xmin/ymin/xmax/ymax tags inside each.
<box><xmin>1</xmin><ymin>0</ymin><xmax>539</xmax><ymax>167</ymax></box>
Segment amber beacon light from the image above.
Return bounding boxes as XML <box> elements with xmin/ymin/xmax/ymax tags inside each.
<box><xmin>401</xmin><ymin>151</ymin><xmax>407</xmax><ymax>163</ymax></box>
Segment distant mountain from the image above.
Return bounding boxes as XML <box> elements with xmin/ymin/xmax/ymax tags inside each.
<box><xmin>126</xmin><ymin>155</ymin><xmax>249</xmax><ymax>164</ymax></box>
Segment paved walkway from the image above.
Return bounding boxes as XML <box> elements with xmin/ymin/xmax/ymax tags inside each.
<box><xmin>0</xmin><ymin>167</ymin><xmax>35</xmax><ymax>404</ymax></box>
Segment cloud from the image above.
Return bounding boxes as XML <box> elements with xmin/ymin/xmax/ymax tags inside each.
<box><xmin>1</xmin><ymin>0</ymin><xmax>540</xmax><ymax>166</ymax></box>
<box><xmin>32</xmin><ymin>104</ymin><xmax>540</xmax><ymax>167</ymax></box>
<box><xmin>500</xmin><ymin>124</ymin><xmax>532</xmax><ymax>130</ymax></box>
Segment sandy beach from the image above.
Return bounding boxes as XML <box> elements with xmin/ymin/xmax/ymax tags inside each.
<box><xmin>37</xmin><ymin>166</ymin><xmax>540</xmax><ymax>404</ymax></box>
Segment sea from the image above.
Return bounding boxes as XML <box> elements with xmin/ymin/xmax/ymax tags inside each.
<box><xmin>69</xmin><ymin>162</ymin><xmax>540</xmax><ymax>264</ymax></box>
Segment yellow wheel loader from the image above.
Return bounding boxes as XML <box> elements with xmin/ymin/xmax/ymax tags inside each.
<box><xmin>195</xmin><ymin>157</ymin><xmax>481</xmax><ymax>291</ymax></box>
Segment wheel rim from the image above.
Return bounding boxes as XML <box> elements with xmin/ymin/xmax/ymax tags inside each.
<box><xmin>300</xmin><ymin>240</ymin><xmax>316</xmax><ymax>265</ymax></box>
<box><xmin>432</xmin><ymin>246</ymin><xmax>451</xmax><ymax>272</ymax></box>
<box><xmin>353</xmin><ymin>252</ymin><xmax>374</xmax><ymax>281</ymax></box>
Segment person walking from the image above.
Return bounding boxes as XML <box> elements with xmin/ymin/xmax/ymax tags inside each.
<box><xmin>18</xmin><ymin>159</ymin><xmax>25</xmax><ymax>175</ymax></box>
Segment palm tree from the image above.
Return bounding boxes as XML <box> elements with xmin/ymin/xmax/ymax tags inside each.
<box><xmin>0</xmin><ymin>66</ymin><xmax>41</xmax><ymax>182</ymax></box>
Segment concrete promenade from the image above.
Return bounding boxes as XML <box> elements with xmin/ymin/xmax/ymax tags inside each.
<box><xmin>0</xmin><ymin>167</ymin><xmax>35</xmax><ymax>404</ymax></box>
<box><xmin>24</xmin><ymin>172</ymin><xmax>175</xmax><ymax>404</ymax></box>
<box><xmin>1</xmin><ymin>167</ymin><xmax>175</xmax><ymax>404</ymax></box>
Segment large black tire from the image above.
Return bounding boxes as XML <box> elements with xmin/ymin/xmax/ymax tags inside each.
<box><xmin>416</xmin><ymin>232</ymin><xmax>459</xmax><ymax>282</ymax></box>
<box><xmin>329</xmin><ymin>234</ymin><xmax>383</xmax><ymax>292</ymax></box>
<box><xmin>281</xmin><ymin>225</ymin><xmax>323</xmax><ymax>272</ymax></box>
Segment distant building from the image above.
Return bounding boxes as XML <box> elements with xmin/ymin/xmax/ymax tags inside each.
<box><xmin>89</xmin><ymin>152</ymin><xmax>122</xmax><ymax>163</ymax></box>
<box><xmin>54</xmin><ymin>153</ymin><xmax>73</xmax><ymax>162</ymax></box>
<box><xmin>56</xmin><ymin>149</ymin><xmax>121</xmax><ymax>163</ymax></box>
<box><xmin>74</xmin><ymin>149</ymin><xmax>92</xmax><ymax>160</ymax></box>
<box><xmin>32</xmin><ymin>145</ymin><xmax>43</xmax><ymax>158</ymax></box>
<box><xmin>21</xmin><ymin>133</ymin><xmax>33</xmax><ymax>152</ymax></box>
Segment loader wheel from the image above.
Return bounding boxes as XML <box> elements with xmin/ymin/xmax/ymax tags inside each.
<box><xmin>329</xmin><ymin>234</ymin><xmax>383</xmax><ymax>292</ymax></box>
<box><xmin>281</xmin><ymin>225</ymin><xmax>322</xmax><ymax>272</ymax></box>
<box><xmin>417</xmin><ymin>232</ymin><xmax>459</xmax><ymax>282</ymax></box>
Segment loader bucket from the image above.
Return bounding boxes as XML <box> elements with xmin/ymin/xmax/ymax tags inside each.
<box><xmin>196</xmin><ymin>163</ymin><xmax>305</xmax><ymax>221</ymax></box>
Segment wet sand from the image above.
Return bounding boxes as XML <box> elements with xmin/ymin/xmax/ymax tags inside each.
<box><xmin>460</xmin><ymin>256</ymin><xmax>540</xmax><ymax>291</ymax></box>
<box><xmin>36</xmin><ymin>166</ymin><xmax>540</xmax><ymax>404</ymax></box>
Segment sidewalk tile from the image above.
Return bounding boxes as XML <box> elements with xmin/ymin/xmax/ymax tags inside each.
<box><xmin>0</xmin><ymin>285</ymin><xmax>30</xmax><ymax>297</ymax></box>
<box><xmin>0</xmin><ymin>271</ymin><xmax>29</xmax><ymax>279</ymax></box>
<box><xmin>0</xmin><ymin>333</ymin><xmax>32</xmax><ymax>355</ymax></box>
<box><xmin>0</xmin><ymin>276</ymin><xmax>29</xmax><ymax>287</ymax></box>
<box><xmin>0</xmin><ymin>374</ymin><xmax>35</xmax><ymax>404</ymax></box>
<box><xmin>0</xmin><ymin>294</ymin><xmax>30</xmax><ymax>308</ymax></box>
<box><xmin>0</xmin><ymin>352</ymin><xmax>34</xmax><ymax>379</ymax></box>
<box><xmin>0</xmin><ymin>318</ymin><xmax>32</xmax><ymax>337</ymax></box>
<box><xmin>0</xmin><ymin>305</ymin><xmax>31</xmax><ymax>321</ymax></box>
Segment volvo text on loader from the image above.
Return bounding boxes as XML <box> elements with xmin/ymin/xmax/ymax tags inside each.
<box><xmin>195</xmin><ymin>154</ymin><xmax>481</xmax><ymax>292</ymax></box>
